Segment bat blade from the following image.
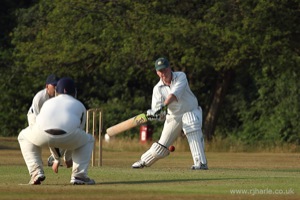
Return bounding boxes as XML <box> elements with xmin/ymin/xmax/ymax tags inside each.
<box><xmin>106</xmin><ymin>113</ymin><xmax>148</xmax><ymax>136</ymax></box>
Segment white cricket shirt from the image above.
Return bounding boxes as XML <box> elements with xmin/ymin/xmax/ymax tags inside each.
<box><xmin>152</xmin><ymin>71</ymin><xmax>198</xmax><ymax>116</ymax></box>
<box><xmin>36</xmin><ymin>94</ymin><xmax>86</xmax><ymax>133</ymax></box>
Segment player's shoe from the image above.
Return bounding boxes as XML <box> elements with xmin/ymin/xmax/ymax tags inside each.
<box><xmin>191</xmin><ymin>163</ymin><xmax>208</xmax><ymax>170</ymax></box>
<box><xmin>70</xmin><ymin>177</ymin><xmax>95</xmax><ymax>185</ymax></box>
<box><xmin>29</xmin><ymin>173</ymin><xmax>46</xmax><ymax>185</ymax></box>
<box><xmin>132</xmin><ymin>160</ymin><xmax>145</xmax><ymax>168</ymax></box>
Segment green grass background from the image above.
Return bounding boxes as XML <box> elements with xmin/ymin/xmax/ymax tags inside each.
<box><xmin>0</xmin><ymin>137</ymin><xmax>299</xmax><ymax>200</ymax></box>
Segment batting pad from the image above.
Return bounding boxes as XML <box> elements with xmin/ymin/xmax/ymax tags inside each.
<box><xmin>182</xmin><ymin>110</ymin><xmax>202</xmax><ymax>133</ymax></box>
<box><xmin>141</xmin><ymin>142</ymin><xmax>170</xmax><ymax>167</ymax></box>
<box><xmin>186</xmin><ymin>130</ymin><xmax>207</xmax><ymax>165</ymax></box>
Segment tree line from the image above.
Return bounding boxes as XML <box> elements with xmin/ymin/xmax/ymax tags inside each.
<box><xmin>0</xmin><ymin>0</ymin><xmax>299</xmax><ymax>146</ymax></box>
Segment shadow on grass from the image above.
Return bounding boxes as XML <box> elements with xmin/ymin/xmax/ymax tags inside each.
<box><xmin>0</xmin><ymin>137</ymin><xmax>19</xmax><ymax>150</ymax></box>
<box><xmin>99</xmin><ymin>177</ymin><xmax>247</xmax><ymax>185</ymax></box>
<box><xmin>0</xmin><ymin>145</ymin><xmax>19</xmax><ymax>150</ymax></box>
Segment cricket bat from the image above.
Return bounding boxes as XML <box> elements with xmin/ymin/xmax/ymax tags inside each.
<box><xmin>106</xmin><ymin>113</ymin><xmax>148</xmax><ymax>136</ymax></box>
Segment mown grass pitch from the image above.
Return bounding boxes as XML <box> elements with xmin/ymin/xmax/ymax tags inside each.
<box><xmin>0</xmin><ymin>138</ymin><xmax>299</xmax><ymax>200</ymax></box>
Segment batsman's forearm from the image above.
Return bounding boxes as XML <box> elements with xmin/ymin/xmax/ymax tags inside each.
<box><xmin>164</xmin><ymin>94</ymin><xmax>177</xmax><ymax>106</ymax></box>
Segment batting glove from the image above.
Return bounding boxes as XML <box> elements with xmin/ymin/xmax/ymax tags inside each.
<box><xmin>154</xmin><ymin>105</ymin><xmax>168</xmax><ymax>121</ymax></box>
<box><xmin>154</xmin><ymin>105</ymin><xmax>167</xmax><ymax>115</ymax></box>
<box><xmin>146</xmin><ymin>109</ymin><xmax>159</xmax><ymax>121</ymax></box>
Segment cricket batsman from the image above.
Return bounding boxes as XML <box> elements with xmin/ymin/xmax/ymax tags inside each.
<box><xmin>132</xmin><ymin>57</ymin><xmax>208</xmax><ymax>170</ymax></box>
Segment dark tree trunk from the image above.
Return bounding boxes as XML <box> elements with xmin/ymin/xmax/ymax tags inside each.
<box><xmin>203</xmin><ymin>70</ymin><xmax>233</xmax><ymax>141</ymax></box>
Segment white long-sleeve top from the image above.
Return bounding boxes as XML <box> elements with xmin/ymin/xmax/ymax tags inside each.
<box><xmin>152</xmin><ymin>71</ymin><xmax>199</xmax><ymax>116</ymax></box>
<box><xmin>28</xmin><ymin>88</ymin><xmax>50</xmax><ymax>116</ymax></box>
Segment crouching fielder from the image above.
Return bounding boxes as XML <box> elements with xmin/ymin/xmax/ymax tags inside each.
<box><xmin>132</xmin><ymin>57</ymin><xmax>208</xmax><ymax>170</ymax></box>
<box><xmin>18</xmin><ymin>77</ymin><xmax>95</xmax><ymax>185</ymax></box>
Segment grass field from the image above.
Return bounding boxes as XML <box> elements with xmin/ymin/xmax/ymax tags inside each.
<box><xmin>0</xmin><ymin>137</ymin><xmax>299</xmax><ymax>200</ymax></box>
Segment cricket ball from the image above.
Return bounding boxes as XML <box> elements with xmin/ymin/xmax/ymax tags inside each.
<box><xmin>169</xmin><ymin>145</ymin><xmax>175</xmax><ymax>152</ymax></box>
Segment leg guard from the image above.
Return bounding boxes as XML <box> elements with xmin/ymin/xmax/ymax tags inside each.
<box><xmin>182</xmin><ymin>108</ymin><xmax>208</xmax><ymax>169</ymax></box>
<box><xmin>186</xmin><ymin>130</ymin><xmax>207</xmax><ymax>167</ymax></box>
<box><xmin>141</xmin><ymin>142</ymin><xmax>170</xmax><ymax>167</ymax></box>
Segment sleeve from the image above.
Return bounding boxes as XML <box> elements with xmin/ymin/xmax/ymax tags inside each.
<box><xmin>151</xmin><ymin>85</ymin><xmax>164</xmax><ymax>111</ymax></box>
<box><xmin>49</xmin><ymin>147</ymin><xmax>61</xmax><ymax>162</ymax></box>
<box><xmin>79</xmin><ymin>105</ymin><xmax>87</xmax><ymax>130</ymax></box>
<box><xmin>170</xmin><ymin>72</ymin><xmax>188</xmax><ymax>101</ymax></box>
<box><xmin>27</xmin><ymin>91</ymin><xmax>44</xmax><ymax>126</ymax></box>
<box><xmin>30</xmin><ymin>90</ymin><xmax>47</xmax><ymax>116</ymax></box>
<box><xmin>30</xmin><ymin>95</ymin><xmax>41</xmax><ymax>116</ymax></box>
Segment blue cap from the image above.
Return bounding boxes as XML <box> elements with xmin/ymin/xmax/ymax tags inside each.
<box><xmin>46</xmin><ymin>74</ymin><xmax>59</xmax><ymax>85</ymax></box>
<box><xmin>155</xmin><ymin>57</ymin><xmax>169</xmax><ymax>71</ymax></box>
<box><xmin>55</xmin><ymin>77</ymin><xmax>76</xmax><ymax>95</ymax></box>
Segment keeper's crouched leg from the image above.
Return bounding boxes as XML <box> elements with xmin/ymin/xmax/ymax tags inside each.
<box><xmin>132</xmin><ymin>142</ymin><xmax>170</xmax><ymax>168</ymax></box>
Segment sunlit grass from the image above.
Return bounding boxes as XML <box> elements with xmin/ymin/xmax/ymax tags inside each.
<box><xmin>0</xmin><ymin>137</ymin><xmax>299</xmax><ymax>200</ymax></box>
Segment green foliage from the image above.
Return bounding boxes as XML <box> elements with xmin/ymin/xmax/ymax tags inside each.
<box><xmin>0</xmin><ymin>0</ymin><xmax>298</xmax><ymax>146</ymax></box>
<box><xmin>0</xmin><ymin>0</ymin><xmax>38</xmax><ymax>136</ymax></box>
<box><xmin>215</xmin><ymin>0</ymin><xmax>299</xmax><ymax>145</ymax></box>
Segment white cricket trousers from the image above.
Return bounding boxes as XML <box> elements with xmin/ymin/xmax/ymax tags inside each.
<box><xmin>158</xmin><ymin>107</ymin><xmax>207</xmax><ymax>165</ymax></box>
<box><xmin>18</xmin><ymin>125</ymin><xmax>94</xmax><ymax>179</ymax></box>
